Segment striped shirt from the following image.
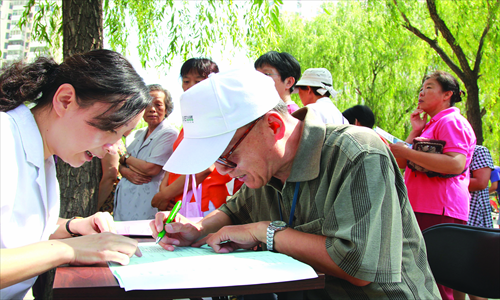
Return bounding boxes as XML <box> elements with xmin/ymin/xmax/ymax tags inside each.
<box><xmin>219</xmin><ymin>109</ymin><xmax>440</xmax><ymax>299</ymax></box>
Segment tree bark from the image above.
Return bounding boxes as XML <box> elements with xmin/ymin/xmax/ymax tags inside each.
<box><xmin>463</xmin><ymin>80</ymin><xmax>484</xmax><ymax>145</ymax></box>
<box><xmin>62</xmin><ymin>0</ymin><xmax>103</xmax><ymax>57</ymax></box>
<box><xmin>393</xmin><ymin>0</ymin><xmax>487</xmax><ymax>145</ymax></box>
<box><xmin>33</xmin><ymin>1</ymin><xmax>104</xmax><ymax>299</ymax></box>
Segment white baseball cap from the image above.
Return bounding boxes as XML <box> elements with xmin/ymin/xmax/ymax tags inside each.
<box><xmin>164</xmin><ymin>68</ymin><xmax>281</xmax><ymax>174</ymax></box>
<box><xmin>294</xmin><ymin>68</ymin><xmax>338</xmax><ymax>97</ymax></box>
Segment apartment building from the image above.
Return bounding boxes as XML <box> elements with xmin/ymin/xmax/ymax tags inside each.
<box><xmin>0</xmin><ymin>0</ymin><xmax>50</xmax><ymax>67</ymax></box>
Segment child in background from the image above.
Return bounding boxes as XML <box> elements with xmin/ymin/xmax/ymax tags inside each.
<box><xmin>151</xmin><ymin>58</ymin><xmax>238</xmax><ymax>216</ymax></box>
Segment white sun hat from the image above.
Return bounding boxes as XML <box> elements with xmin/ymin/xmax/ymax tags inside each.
<box><xmin>294</xmin><ymin>68</ymin><xmax>338</xmax><ymax>98</ymax></box>
<box><xmin>164</xmin><ymin>68</ymin><xmax>281</xmax><ymax>174</ymax></box>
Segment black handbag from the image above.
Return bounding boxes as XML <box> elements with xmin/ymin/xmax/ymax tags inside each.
<box><xmin>407</xmin><ymin>138</ymin><xmax>465</xmax><ymax>178</ymax></box>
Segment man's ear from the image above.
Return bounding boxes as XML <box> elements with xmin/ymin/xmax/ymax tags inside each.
<box><xmin>266</xmin><ymin>112</ymin><xmax>286</xmax><ymax>140</ymax></box>
<box><xmin>52</xmin><ymin>83</ymin><xmax>77</xmax><ymax>117</ymax></box>
<box><xmin>284</xmin><ymin>76</ymin><xmax>295</xmax><ymax>90</ymax></box>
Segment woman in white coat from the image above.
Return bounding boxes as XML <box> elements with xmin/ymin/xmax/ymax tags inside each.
<box><xmin>0</xmin><ymin>50</ymin><xmax>149</xmax><ymax>299</ymax></box>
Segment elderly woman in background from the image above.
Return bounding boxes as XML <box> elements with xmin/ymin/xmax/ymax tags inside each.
<box><xmin>113</xmin><ymin>84</ymin><xmax>178</xmax><ymax>221</ymax></box>
<box><xmin>389</xmin><ymin>70</ymin><xmax>476</xmax><ymax>300</ymax></box>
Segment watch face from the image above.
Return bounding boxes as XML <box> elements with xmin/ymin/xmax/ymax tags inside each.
<box><xmin>271</xmin><ymin>220</ymin><xmax>287</xmax><ymax>228</ymax></box>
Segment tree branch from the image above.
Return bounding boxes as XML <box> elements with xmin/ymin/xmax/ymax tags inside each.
<box><xmin>473</xmin><ymin>0</ymin><xmax>500</xmax><ymax>74</ymax></box>
<box><xmin>426</xmin><ymin>0</ymin><xmax>474</xmax><ymax>78</ymax></box>
<box><xmin>392</xmin><ymin>0</ymin><xmax>465</xmax><ymax>79</ymax></box>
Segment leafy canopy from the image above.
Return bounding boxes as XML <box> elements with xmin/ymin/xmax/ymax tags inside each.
<box><xmin>19</xmin><ymin>0</ymin><xmax>283</xmax><ymax>68</ymax></box>
<box><xmin>249</xmin><ymin>0</ymin><xmax>499</xmax><ymax>162</ymax></box>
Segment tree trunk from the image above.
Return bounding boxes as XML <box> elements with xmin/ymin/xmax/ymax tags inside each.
<box><xmin>62</xmin><ymin>0</ymin><xmax>103</xmax><ymax>57</ymax></box>
<box><xmin>57</xmin><ymin>156</ymin><xmax>103</xmax><ymax>217</ymax></box>
<box><xmin>33</xmin><ymin>1</ymin><xmax>104</xmax><ymax>299</ymax></box>
<box><xmin>463</xmin><ymin>79</ymin><xmax>484</xmax><ymax>145</ymax></box>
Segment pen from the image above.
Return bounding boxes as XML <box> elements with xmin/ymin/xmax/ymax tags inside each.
<box><xmin>156</xmin><ymin>201</ymin><xmax>182</xmax><ymax>244</ymax></box>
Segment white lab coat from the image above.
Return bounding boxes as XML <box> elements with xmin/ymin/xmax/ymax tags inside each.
<box><xmin>0</xmin><ymin>105</ymin><xmax>60</xmax><ymax>300</ymax></box>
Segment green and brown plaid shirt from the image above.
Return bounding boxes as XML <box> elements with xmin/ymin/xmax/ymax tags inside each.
<box><xmin>219</xmin><ymin>108</ymin><xmax>440</xmax><ymax>299</ymax></box>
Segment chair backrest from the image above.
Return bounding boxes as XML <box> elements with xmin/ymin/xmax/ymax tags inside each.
<box><xmin>422</xmin><ymin>223</ymin><xmax>500</xmax><ymax>298</ymax></box>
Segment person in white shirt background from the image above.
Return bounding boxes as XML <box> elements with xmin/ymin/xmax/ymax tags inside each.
<box><xmin>295</xmin><ymin>68</ymin><xmax>348</xmax><ymax>125</ymax></box>
<box><xmin>0</xmin><ymin>49</ymin><xmax>146</xmax><ymax>300</ymax></box>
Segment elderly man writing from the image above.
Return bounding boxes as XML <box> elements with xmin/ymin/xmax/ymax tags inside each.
<box><xmin>151</xmin><ymin>69</ymin><xmax>440</xmax><ymax>299</ymax></box>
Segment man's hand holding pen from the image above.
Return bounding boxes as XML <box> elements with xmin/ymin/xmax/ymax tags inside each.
<box><xmin>150</xmin><ymin>209</ymin><xmax>201</xmax><ymax>251</ymax></box>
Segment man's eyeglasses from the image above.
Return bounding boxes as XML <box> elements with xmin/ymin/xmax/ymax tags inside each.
<box><xmin>216</xmin><ymin>117</ymin><xmax>263</xmax><ymax>169</ymax></box>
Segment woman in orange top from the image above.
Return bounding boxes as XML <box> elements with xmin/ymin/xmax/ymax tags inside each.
<box><xmin>151</xmin><ymin>58</ymin><xmax>238</xmax><ymax>215</ymax></box>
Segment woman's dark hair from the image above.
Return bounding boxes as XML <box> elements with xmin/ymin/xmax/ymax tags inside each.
<box><xmin>148</xmin><ymin>84</ymin><xmax>174</xmax><ymax>117</ymax></box>
<box><xmin>422</xmin><ymin>71</ymin><xmax>464</xmax><ymax>106</ymax></box>
<box><xmin>342</xmin><ymin>105</ymin><xmax>375</xmax><ymax>128</ymax></box>
<box><xmin>180</xmin><ymin>58</ymin><xmax>219</xmax><ymax>78</ymax></box>
<box><xmin>0</xmin><ymin>49</ymin><xmax>151</xmax><ymax>131</ymax></box>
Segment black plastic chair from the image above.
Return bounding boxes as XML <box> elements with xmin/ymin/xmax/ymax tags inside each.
<box><xmin>422</xmin><ymin>223</ymin><xmax>500</xmax><ymax>298</ymax></box>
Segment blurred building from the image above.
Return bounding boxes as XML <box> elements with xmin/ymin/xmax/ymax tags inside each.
<box><xmin>0</xmin><ymin>0</ymin><xmax>52</xmax><ymax>67</ymax></box>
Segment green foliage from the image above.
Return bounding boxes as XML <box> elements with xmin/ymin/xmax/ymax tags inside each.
<box><xmin>248</xmin><ymin>0</ymin><xmax>499</xmax><ymax>162</ymax></box>
<box><xmin>19</xmin><ymin>0</ymin><xmax>282</xmax><ymax>69</ymax></box>
<box><xmin>388</xmin><ymin>0</ymin><xmax>500</xmax><ymax>161</ymax></box>
<box><xmin>103</xmin><ymin>0</ymin><xmax>283</xmax><ymax>69</ymax></box>
<box><xmin>249</xmin><ymin>1</ymin><xmax>432</xmax><ymax>140</ymax></box>
<box><xmin>19</xmin><ymin>0</ymin><xmax>62</xmax><ymax>54</ymax></box>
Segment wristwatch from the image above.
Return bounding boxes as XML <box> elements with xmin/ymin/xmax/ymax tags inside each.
<box><xmin>266</xmin><ymin>220</ymin><xmax>287</xmax><ymax>252</ymax></box>
<box><xmin>123</xmin><ymin>153</ymin><xmax>131</xmax><ymax>165</ymax></box>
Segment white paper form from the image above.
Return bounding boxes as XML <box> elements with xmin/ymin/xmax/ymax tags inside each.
<box><xmin>109</xmin><ymin>242</ymin><xmax>318</xmax><ymax>291</ymax></box>
<box><xmin>115</xmin><ymin>220</ymin><xmax>153</xmax><ymax>236</ymax></box>
<box><xmin>115</xmin><ymin>218</ymin><xmax>204</xmax><ymax>236</ymax></box>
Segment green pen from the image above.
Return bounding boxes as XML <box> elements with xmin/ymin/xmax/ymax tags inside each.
<box><xmin>155</xmin><ymin>201</ymin><xmax>182</xmax><ymax>244</ymax></box>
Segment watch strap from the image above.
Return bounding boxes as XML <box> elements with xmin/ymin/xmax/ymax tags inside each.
<box><xmin>267</xmin><ymin>222</ymin><xmax>286</xmax><ymax>252</ymax></box>
<box><xmin>123</xmin><ymin>153</ymin><xmax>130</xmax><ymax>165</ymax></box>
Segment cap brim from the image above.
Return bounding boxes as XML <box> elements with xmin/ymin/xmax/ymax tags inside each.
<box><xmin>164</xmin><ymin>129</ymin><xmax>236</xmax><ymax>174</ymax></box>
